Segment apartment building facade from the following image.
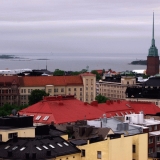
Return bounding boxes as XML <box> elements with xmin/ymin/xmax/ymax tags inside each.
<box><xmin>18</xmin><ymin>73</ymin><xmax>96</xmax><ymax>105</ymax></box>
<box><xmin>0</xmin><ymin>76</ymin><xmax>20</xmax><ymax>106</ymax></box>
<box><xmin>97</xmin><ymin>76</ymin><xmax>138</xmax><ymax>100</ymax></box>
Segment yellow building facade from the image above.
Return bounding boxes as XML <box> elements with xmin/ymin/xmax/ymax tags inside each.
<box><xmin>77</xmin><ymin>134</ymin><xmax>148</xmax><ymax>160</ymax></box>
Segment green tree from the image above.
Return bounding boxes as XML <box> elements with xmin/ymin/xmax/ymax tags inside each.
<box><xmin>0</xmin><ymin>103</ymin><xmax>29</xmax><ymax>116</ymax></box>
<box><xmin>95</xmin><ymin>94</ymin><xmax>109</xmax><ymax>103</ymax></box>
<box><xmin>53</xmin><ymin>69</ymin><xmax>65</xmax><ymax>76</ymax></box>
<box><xmin>91</xmin><ymin>70</ymin><xmax>101</xmax><ymax>81</ymax></box>
<box><xmin>28</xmin><ymin>89</ymin><xmax>49</xmax><ymax>105</ymax></box>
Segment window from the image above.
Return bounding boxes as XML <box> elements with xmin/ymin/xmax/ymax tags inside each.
<box><xmin>154</xmin><ymin>125</ymin><xmax>157</xmax><ymax>130</ymax></box>
<box><xmin>49</xmin><ymin>144</ymin><xmax>55</xmax><ymax>148</ymax></box>
<box><xmin>97</xmin><ymin>151</ymin><xmax>101</xmax><ymax>159</ymax></box>
<box><xmin>21</xmin><ymin>89</ymin><xmax>23</xmax><ymax>93</ymax></box>
<box><xmin>74</xmin><ymin>88</ymin><xmax>76</xmax><ymax>91</ymax></box>
<box><xmin>86</xmin><ymin>79</ymin><xmax>88</xmax><ymax>85</ymax></box>
<box><xmin>24</xmin><ymin>89</ymin><xmax>26</xmax><ymax>93</ymax></box>
<box><xmin>20</xmin><ymin>147</ymin><xmax>26</xmax><ymax>151</ymax></box>
<box><xmin>48</xmin><ymin>89</ymin><xmax>52</xmax><ymax>93</ymax></box>
<box><xmin>149</xmin><ymin>148</ymin><xmax>153</xmax><ymax>154</ymax></box>
<box><xmin>157</xmin><ymin>136</ymin><xmax>160</xmax><ymax>142</ymax></box>
<box><xmin>8</xmin><ymin>133</ymin><xmax>18</xmax><ymax>139</ymax></box>
<box><xmin>86</xmin><ymin>87</ymin><xmax>88</xmax><ymax>90</ymax></box>
<box><xmin>61</xmin><ymin>88</ymin><xmax>64</xmax><ymax>92</ymax></box>
<box><xmin>0</xmin><ymin>134</ymin><xmax>2</xmax><ymax>142</ymax></box>
<box><xmin>149</xmin><ymin>126</ymin><xmax>152</xmax><ymax>131</ymax></box>
<box><xmin>132</xmin><ymin>145</ymin><xmax>136</xmax><ymax>153</ymax></box>
<box><xmin>80</xmin><ymin>88</ymin><xmax>82</xmax><ymax>91</ymax></box>
<box><xmin>149</xmin><ymin>138</ymin><xmax>153</xmax><ymax>144</ymax></box>
<box><xmin>81</xmin><ymin>149</ymin><xmax>85</xmax><ymax>157</ymax></box>
<box><xmin>35</xmin><ymin>115</ymin><xmax>41</xmax><ymax>120</ymax></box>
<box><xmin>157</xmin><ymin>146</ymin><xmax>160</xmax><ymax>151</ymax></box>
<box><xmin>57</xmin><ymin>143</ymin><xmax>63</xmax><ymax>147</ymax></box>
<box><xmin>127</xmin><ymin>81</ymin><xmax>129</xmax><ymax>85</ymax></box>
<box><xmin>28</xmin><ymin>89</ymin><xmax>31</xmax><ymax>93</ymax></box>
<box><xmin>68</xmin><ymin>88</ymin><xmax>71</xmax><ymax>91</ymax></box>
<box><xmin>43</xmin><ymin>116</ymin><xmax>49</xmax><ymax>121</ymax></box>
<box><xmin>54</xmin><ymin>88</ymin><xmax>58</xmax><ymax>92</ymax></box>
<box><xmin>91</xmin><ymin>79</ymin><xmax>93</xmax><ymax>85</ymax></box>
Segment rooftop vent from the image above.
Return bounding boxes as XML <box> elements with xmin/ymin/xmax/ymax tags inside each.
<box><xmin>46</xmin><ymin>150</ymin><xmax>51</xmax><ymax>156</ymax></box>
<box><xmin>25</xmin><ymin>152</ymin><xmax>29</xmax><ymax>159</ymax></box>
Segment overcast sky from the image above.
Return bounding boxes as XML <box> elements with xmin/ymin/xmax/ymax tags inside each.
<box><xmin>0</xmin><ymin>0</ymin><xmax>160</xmax><ymax>55</ymax></box>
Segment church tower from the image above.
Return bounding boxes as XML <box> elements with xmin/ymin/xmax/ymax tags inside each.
<box><xmin>146</xmin><ymin>12</ymin><xmax>159</xmax><ymax>75</ymax></box>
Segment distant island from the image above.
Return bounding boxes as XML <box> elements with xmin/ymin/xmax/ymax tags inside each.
<box><xmin>130</xmin><ymin>59</ymin><xmax>160</xmax><ymax>65</ymax></box>
<box><xmin>130</xmin><ymin>60</ymin><xmax>147</xmax><ymax>65</ymax></box>
<box><xmin>0</xmin><ymin>55</ymin><xmax>18</xmax><ymax>59</ymax></box>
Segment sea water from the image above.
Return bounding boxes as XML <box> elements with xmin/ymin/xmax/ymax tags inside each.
<box><xmin>0</xmin><ymin>53</ymin><xmax>146</xmax><ymax>72</ymax></box>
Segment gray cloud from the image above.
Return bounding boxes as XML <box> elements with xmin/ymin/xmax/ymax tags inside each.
<box><xmin>0</xmin><ymin>0</ymin><xmax>160</xmax><ymax>55</ymax></box>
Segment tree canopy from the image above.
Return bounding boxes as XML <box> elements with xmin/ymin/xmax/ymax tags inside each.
<box><xmin>91</xmin><ymin>70</ymin><xmax>101</xmax><ymax>81</ymax></box>
<box><xmin>0</xmin><ymin>103</ymin><xmax>28</xmax><ymax>116</ymax></box>
<box><xmin>28</xmin><ymin>89</ymin><xmax>49</xmax><ymax>105</ymax></box>
<box><xmin>95</xmin><ymin>94</ymin><xmax>109</xmax><ymax>103</ymax></box>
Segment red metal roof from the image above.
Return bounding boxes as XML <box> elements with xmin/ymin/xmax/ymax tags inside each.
<box><xmin>127</xmin><ymin>101</ymin><xmax>160</xmax><ymax>115</ymax></box>
<box><xmin>19</xmin><ymin>97</ymin><xmax>160</xmax><ymax>124</ymax></box>
<box><xmin>19</xmin><ymin>96</ymin><xmax>104</xmax><ymax>124</ymax></box>
<box><xmin>19</xmin><ymin>76</ymin><xmax>83</xmax><ymax>87</ymax></box>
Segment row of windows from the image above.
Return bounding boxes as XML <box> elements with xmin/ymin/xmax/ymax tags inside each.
<box><xmin>0</xmin><ymin>89</ymin><xmax>18</xmax><ymax>94</ymax></box>
<box><xmin>81</xmin><ymin>150</ymin><xmax>101</xmax><ymax>159</ymax></box>
<box><xmin>0</xmin><ymin>96</ymin><xmax>17</xmax><ymax>100</ymax></box>
<box><xmin>149</xmin><ymin>125</ymin><xmax>158</xmax><ymax>132</ymax></box>
<box><xmin>86</xmin><ymin>79</ymin><xmax>94</xmax><ymax>85</ymax></box>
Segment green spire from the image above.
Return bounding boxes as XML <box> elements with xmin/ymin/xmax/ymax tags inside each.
<box><xmin>148</xmin><ymin>12</ymin><xmax>158</xmax><ymax>56</ymax></box>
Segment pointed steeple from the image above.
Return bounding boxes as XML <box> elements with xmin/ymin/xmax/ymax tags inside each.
<box><xmin>148</xmin><ymin>12</ymin><xmax>158</xmax><ymax>57</ymax></box>
<box><xmin>152</xmin><ymin>12</ymin><xmax>155</xmax><ymax>46</ymax></box>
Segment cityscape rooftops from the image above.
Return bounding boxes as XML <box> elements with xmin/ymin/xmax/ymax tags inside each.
<box><xmin>0</xmin><ymin>136</ymin><xmax>80</xmax><ymax>159</ymax></box>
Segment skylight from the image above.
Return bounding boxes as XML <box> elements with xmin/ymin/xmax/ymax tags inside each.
<box><xmin>121</xmin><ymin>112</ymin><xmax>124</xmax><ymax>116</ymax></box>
<box><xmin>35</xmin><ymin>115</ymin><xmax>41</xmax><ymax>120</ymax></box>
<box><xmin>20</xmin><ymin>147</ymin><xmax>26</xmax><ymax>151</ymax></box>
<box><xmin>43</xmin><ymin>116</ymin><xmax>49</xmax><ymax>121</ymax></box>
<box><xmin>36</xmin><ymin>146</ymin><xmax>42</xmax><ymax>151</ymax></box>
<box><xmin>57</xmin><ymin>143</ymin><xmax>63</xmax><ymax>147</ymax></box>
<box><xmin>12</xmin><ymin>146</ymin><xmax>18</xmax><ymax>150</ymax></box>
<box><xmin>5</xmin><ymin>146</ymin><xmax>10</xmax><ymax>149</ymax></box>
<box><xmin>43</xmin><ymin>145</ymin><xmax>48</xmax><ymax>149</ymax></box>
<box><xmin>63</xmin><ymin>142</ymin><xmax>69</xmax><ymax>146</ymax></box>
<box><xmin>49</xmin><ymin>144</ymin><xmax>55</xmax><ymax>148</ymax></box>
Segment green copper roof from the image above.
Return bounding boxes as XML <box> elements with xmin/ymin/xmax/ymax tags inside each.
<box><xmin>148</xmin><ymin>12</ymin><xmax>159</xmax><ymax>57</ymax></box>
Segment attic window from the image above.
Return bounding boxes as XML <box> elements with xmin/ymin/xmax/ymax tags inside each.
<box><xmin>12</xmin><ymin>146</ymin><xmax>18</xmax><ymax>150</ymax></box>
<box><xmin>5</xmin><ymin>146</ymin><xmax>10</xmax><ymax>149</ymax></box>
<box><xmin>36</xmin><ymin>146</ymin><xmax>42</xmax><ymax>151</ymax></box>
<box><xmin>20</xmin><ymin>147</ymin><xmax>26</xmax><ymax>151</ymax></box>
<box><xmin>43</xmin><ymin>145</ymin><xmax>48</xmax><ymax>149</ymax></box>
<box><xmin>35</xmin><ymin>115</ymin><xmax>41</xmax><ymax>120</ymax></box>
<box><xmin>49</xmin><ymin>144</ymin><xmax>55</xmax><ymax>148</ymax></box>
<box><xmin>57</xmin><ymin>143</ymin><xmax>63</xmax><ymax>147</ymax></box>
<box><xmin>121</xmin><ymin>112</ymin><xmax>124</xmax><ymax>116</ymax></box>
<box><xmin>43</xmin><ymin>116</ymin><xmax>49</xmax><ymax>121</ymax></box>
<box><xmin>115</xmin><ymin>113</ymin><xmax>119</xmax><ymax>116</ymax></box>
<box><xmin>63</xmin><ymin>142</ymin><xmax>69</xmax><ymax>146</ymax></box>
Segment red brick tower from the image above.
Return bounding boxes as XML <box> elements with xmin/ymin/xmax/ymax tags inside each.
<box><xmin>146</xmin><ymin>12</ymin><xmax>159</xmax><ymax>76</ymax></box>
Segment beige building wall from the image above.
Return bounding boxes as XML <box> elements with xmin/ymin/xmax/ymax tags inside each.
<box><xmin>97</xmin><ymin>76</ymin><xmax>139</xmax><ymax>100</ymax></box>
<box><xmin>0</xmin><ymin>127</ymin><xmax>35</xmax><ymax>142</ymax></box>
<box><xmin>56</xmin><ymin>153</ymin><xmax>81</xmax><ymax>160</ymax></box>
<box><xmin>19</xmin><ymin>85</ymin><xmax>85</xmax><ymax>104</ymax></box>
<box><xmin>77</xmin><ymin>133</ymin><xmax>148</xmax><ymax>160</ymax></box>
<box><xmin>81</xmin><ymin>74</ymin><xmax>96</xmax><ymax>103</ymax></box>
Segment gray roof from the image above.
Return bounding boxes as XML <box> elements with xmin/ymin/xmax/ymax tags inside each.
<box><xmin>102</xmin><ymin>117</ymin><xmax>142</xmax><ymax>136</ymax></box>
